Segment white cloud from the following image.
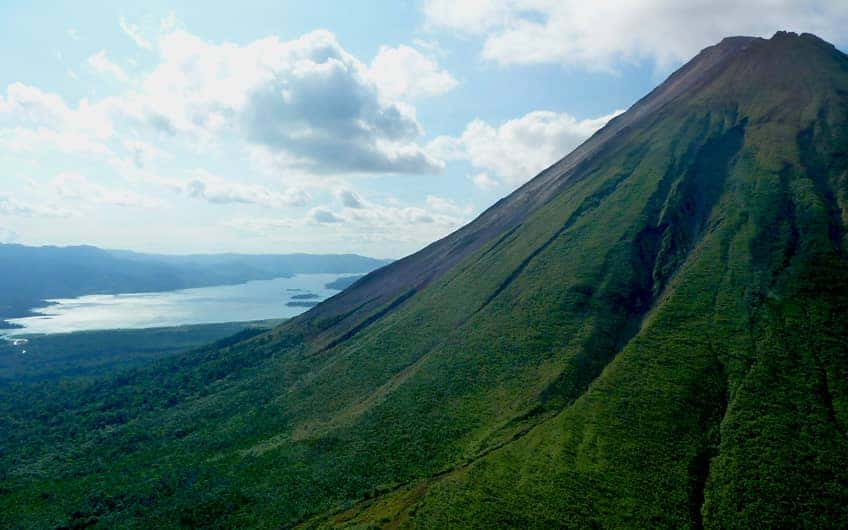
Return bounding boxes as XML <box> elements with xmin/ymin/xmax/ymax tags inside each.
<box><xmin>160</xmin><ymin>12</ymin><xmax>177</xmax><ymax>32</ymax></box>
<box><xmin>425</xmin><ymin>194</ymin><xmax>472</xmax><ymax>217</ymax></box>
<box><xmin>3</xmin><ymin>28</ymin><xmax>444</xmax><ymax>179</ymax></box>
<box><xmin>0</xmin><ymin>24</ymin><xmax>465</xmax><ymax>255</ymax></box>
<box><xmin>412</xmin><ymin>38</ymin><xmax>447</xmax><ymax>58</ymax></box>
<box><xmin>0</xmin><ymin>193</ymin><xmax>73</xmax><ymax>218</ymax></box>
<box><xmin>52</xmin><ymin>173</ymin><xmax>163</xmax><ymax>208</ymax></box>
<box><xmin>67</xmin><ymin>28</ymin><xmax>80</xmax><ymax>41</ymax></box>
<box><xmin>429</xmin><ymin>108</ymin><xmax>622</xmax><ymax>186</ymax></box>
<box><xmin>423</xmin><ymin>0</ymin><xmax>848</xmax><ymax>70</ymax></box>
<box><xmin>322</xmin><ymin>191</ymin><xmax>469</xmax><ymax>234</ymax></box>
<box><xmin>0</xmin><ymin>83</ymin><xmax>75</xmax><ymax>128</ymax></box>
<box><xmin>370</xmin><ymin>45</ymin><xmax>457</xmax><ymax>99</ymax></box>
<box><xmin>0</xmin><ymin>127</ymin><xmax>112</xmax><ymax>157</ymax></box>
<box><xmin>0</xmin><ymin>227</ymin><xmax>19</xmax><ymax>243</ymax></box>
<box><xmin>470</xmin><ymin>172</ymin><xmax>499</xmax><ymax>190</ymax></box>
<box><xmin>310</xmin><ymin>207</ymin><xmax>342</xmax><ymax>224</ymax></box>
<box><xmin>87</xmin><ymin>50</ymin><xmax>129</xmax><ymax>82</ymax></box>
<box><xmin>183</xmin><ymin>170</ymin><xmax>310</xmax><ymax>208</ymax></box>
<box><xmin>228</xmin><ymin>189</ymin><xmax>473</xmax><ymax>254</ymax></box>
<box><xmin>119</xmin><ymin>16</ymin><xmax>153</xmax><ymax>50</ymax></box>
<box><xmin>122</xmin><ymin>139</ymin><xmax>168</xmax><ymax>168</ymax></box>
<box><xmin>337</xmin><ymin>188</ymin><xmax>366</xmax><ymax>209</ymax></box>
<box><xmin>0</xmin><ymin>82</ymin><xmax>114</xmax><ymax>158</ymax></box>
<box><xmin>423</xmin><ymin>0</ymin><xmax>509</xmax><ymax>33</ymax></box>
<box><xmin>111</xmin><ymin>28</ymin><xmax>442</xmax><ymax>175</ymax></box>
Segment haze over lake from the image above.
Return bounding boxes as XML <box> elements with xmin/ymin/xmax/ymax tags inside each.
<box><xmin>1</xmin><ymin>273</ymin><xmax>353</xmax><ymax>336</ymax></box>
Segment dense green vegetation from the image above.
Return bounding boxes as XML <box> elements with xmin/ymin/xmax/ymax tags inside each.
<box><xmin>0</xmin><ymin>320</ymin><xmax>281</xmax><ymax>381</ymax></box>
<box><xmin>1</xmin><ymin>32</ymin><xmax>847</xmax><ymax>528</ymax></box>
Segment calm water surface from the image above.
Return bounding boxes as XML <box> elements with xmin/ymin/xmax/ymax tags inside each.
<box><xmin>1</xmin><ymin>273</ymin><xmax>351</xmax><ymax>336</ymax></box>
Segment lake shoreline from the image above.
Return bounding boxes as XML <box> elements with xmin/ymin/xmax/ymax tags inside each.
<box><xmin>2</xmin><ymin>318</ymin><xmax>287</xmax><ymax>341</ymax></box>
<box><xmin>1</xmin><ymin>273</ymin><xmax>355</xmax><ymax>337</ymax></box>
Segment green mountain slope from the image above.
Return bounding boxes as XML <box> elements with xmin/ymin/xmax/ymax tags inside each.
<box><xmin>2</xmin><ymin>32</ymin><xmax>847</xmax><ymax>528</ymax></box>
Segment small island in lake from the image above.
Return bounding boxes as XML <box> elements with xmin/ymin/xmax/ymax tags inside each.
<box><xmin>290</xmin><ymin>293</ymin><xmax>320</xmax><ymax>300</ymax></box>
<box><xmin>285</xmin><ymin>301</ymin><xmax>320</xmax><ymax>308</ymax></box>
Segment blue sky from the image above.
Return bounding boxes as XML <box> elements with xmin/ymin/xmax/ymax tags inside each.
<box><xmin>1</xmin><ymin>1</ymin><xmax>846</xmax><ymax>258</ymax></box>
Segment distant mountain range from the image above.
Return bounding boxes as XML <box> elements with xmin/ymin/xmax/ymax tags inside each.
<box><xmin>0</xmin><ymin>243</ymin><xmax>390</xmax><ymax>323</ymax></box>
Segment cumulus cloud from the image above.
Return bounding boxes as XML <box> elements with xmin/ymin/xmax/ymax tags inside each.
<box><xmin>423</xmin><ymin>0</ymin><xmax>848</xmax><ymax>69</ymax></box>
<box><xmin>425</xmin><ymin>194</ymin><xmax>472</xmax><ymax>217</ymax></box>
<box><xmin>119</xmin><ymin>16</ymin><xmax>153</xmax><ymax>50</ymax></box>
<box><xmin>423</xmin><ymin>0</ymin><xmax>509</xmax><ymax>33</ymax></box>
<box><xmin>329</xmin><ymin>192</ymin><xmax>469</xmax><ymax>232</ymax></box>
<box><xmin>0</xmin><ymin>82</ymin><xmax>112</xmax><ymax>138</ymax></box>
<box><xmin>228</xmin><ymin>189</ymin><xmax>473</xmax><ymax>253</ymax></box>
<box><xmin>112</xmin><ymin>29</ymin><xmax>443</xmax><ymax>175</ymax></box>
<box><xmin>470</xmin><ymin>172</ymin><xmax>499</xmax><ymax>190</ymax></box>
<box><xmin>369</xmin><ymin>44</ymin><xmax>458</xmax><ymax>99</ymax></box>
<box><xmin>337</xmin><ymin>188</ymin><xmax>365</xmax><ymax>209</ymax></box>
<box><xmin>1</xmin><ymin>83</ymin><xmax>76</xmax><ymax>128</ymax></box>
<box><xmin>183</xmin><ymin>170</ymin><xmax>310</xmax><ymax>208</ymax></box>
<box><xmin>429</xmin><ymin>108</ymin><xmax>622</xmax><ymax>186</ymax></box>
<box><xmin>310</xmin><ymin>207</ymin><xmax>342</xmax><ymax>224</ymax></box>
<box><xmin>87</xmin><ymin>50</ymin><xmax>129</xmax><ymax>82</ymax></box>
<box><xmin>52</xmin><ymin>173</ymin><xmax>163</xmax><ymax>208</ymax></box>
<box><xmin>0</xmin><ymin>83</ymin><xmax>115</xmax><ymax>162</ymax></box>
<box><xmin>0</xmin><ymin>227</ymin><xmax>19</xmax><ymax>243</ymax></box>
<box><xmin>2</xmin><ymin>27</ymin><xmax>446</xmax><ymax>179</ymax></box>
<box><xmin>0</xmin><ymin>193</ymin><xmax>73</xmax><ymax>218</ymax></box>
<box><xmin>0</xmin><ymin>127</ymin><xmax>112</xmax><ymax>158</ymax></box>
<box><xmin>0</xmin><ymin>21</ymin><xmax>464</xmax><ymax>254</ymax></box>
<box><xmin>122</xmin><ymin>139</ymin><xmax>168</xmax><ymax>168</ymax></box>
<box><xmin>160</xmin><ymin>12</ymin><xmax>177</xmax><ymax>32</ymax></box>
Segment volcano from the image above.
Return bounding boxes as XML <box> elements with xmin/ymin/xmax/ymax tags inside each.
<box><xmin>3</xmin><ymin>31</ymin><xmax>847</xmax><ymax>529</ymax></box>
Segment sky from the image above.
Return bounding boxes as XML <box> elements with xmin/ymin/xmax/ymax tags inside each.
<box><xmin>0</xmin><ymin>1</ymin><xmax>846</xmax><ymax>258</ymax></box>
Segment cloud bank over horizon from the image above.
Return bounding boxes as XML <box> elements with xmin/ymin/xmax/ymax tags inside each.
<box><xmin>0</xmin><ymin>16</ymin><xmax>474</xmax><ymax>257</ymax></box>
<box><xmin>423</xmin><ymin>0</ymin><xmax>848</xmax><ymax>70</ymax></box>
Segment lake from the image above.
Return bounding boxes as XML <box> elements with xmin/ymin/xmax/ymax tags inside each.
<box><xmin>1</xmin><ymin>273</ymin><xmax>353</xmax><ymax>337</ymax></box>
